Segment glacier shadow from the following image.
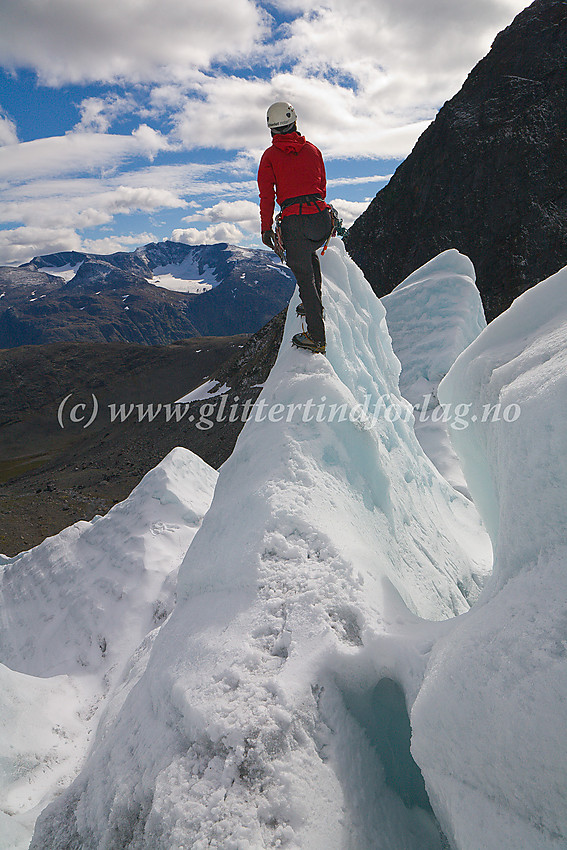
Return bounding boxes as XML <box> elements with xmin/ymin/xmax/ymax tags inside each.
<box><xmin>339</xmin><ymin>677</ymin><xmax>452</xmax><ymax>849</ymax></box>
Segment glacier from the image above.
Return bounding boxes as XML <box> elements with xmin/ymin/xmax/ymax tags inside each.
<box><xmin>411</xmin><ymin>263</ymin><xmax>567</xmax><ymax>850</ymax></box>
<box><xmin>4</xmin><ymin>240</ymin><xmax>565</xmax><ymax>850</ymax></box>
<box><xmin>0</xmin><ymin>448</ymin><xmax>217</xmax><ymax>848</ymax></box>
<box><xmin>382</xmin><ymin>249</ymin><xmax>486</xmax><ymax>497</ymax></box>
<box><xmin>27</xmin><ymin>241</ymin><xmax>491</xmax><ymax>849</ymax></box>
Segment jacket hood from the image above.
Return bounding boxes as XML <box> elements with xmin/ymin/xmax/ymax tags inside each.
<box><xmin>272</xmin><ymin>132</ymin><xmax>306</xmax><ymax>155</ymax></box>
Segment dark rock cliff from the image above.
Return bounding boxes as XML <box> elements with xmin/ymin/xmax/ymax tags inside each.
<box><xmin>345</xmin><ymin>0</ymin><xmax>567</xmax><ymax>320</ymax></box>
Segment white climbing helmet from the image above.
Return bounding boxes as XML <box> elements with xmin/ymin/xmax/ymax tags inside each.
<box><xmin>266</xmin><ymin>101</ymin><xmax>297</xmax><ymax>131</ymax></box>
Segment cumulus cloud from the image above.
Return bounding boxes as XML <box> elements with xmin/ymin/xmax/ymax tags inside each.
<box><xmin>172</xmin><ymin>223</ymin><xmax>244</xmax><ymax>246</ymax></box>
<box><xmin>0</xmin><ymin>226</ymin><xmax>83</xmax><ymax>264</ymax></box>
<box><xmin>0</xmin><ymin>111</ymin><xmax>18</xmax><ymax>146</ymax></box>
<box><xmin>0</xmin><ymin>176</ymin><xmax>189</xmax><ymax>263</ymax></box>
<box><xmin>278</xmin><ymin>0</ymin><xmax>531</xmax><ymax>95</ymax></box>
<box><xmin>131</xmin><ymin>125</ymin><xmax>172</xmax><ymax>160</ymax></box>
<box><xmin>184</xmin><ymin>200</ymin><xmax>259</xmax><ymax>233</ymax></box>
<box><xmin>82</xmin><ymin>233</ymin><xmax>158</xmax><ymax>254</ymax></box>
<box><xmin>0</xmin><ymin>0</ymin><xmax>533</xmax><ymax>261</ymax></box>
<box><xmin>0</xmin><ymin>128</ymin><xmax>170</xmax><ymax>183</ymax></box>
<box><xmin>170</xmin><ymin>71</ymin><xmax>430</xmax><ymax>160</ymax></box>
<box><xmin>330</xmin><ymin>199</ymin><xmax>370</xmax><ymax>228</ymax></box>
<box><xmin>74</xmin><ymin>94</ymin><xmax>137</xmax><ymax>133</ymax></box>
<box><xmin>0</xmin><ymin>0</ymin><xmax>267</xmax><ymax>84</ymax></box>
<box><xmin>167</xmin><ymin>0</ymin><xmax>531</xmax><ymax>159</ymax></box>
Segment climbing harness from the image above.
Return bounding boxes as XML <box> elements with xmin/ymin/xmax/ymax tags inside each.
<box><xmin>280</xmin><ymin>194</ymin><xmax>327</xmax><ymax>215</ymax></box>
<box><xmin>321</xmin><ymin>205</ymin><xmax>347</xmax><ymax>256</ymax></box>
<box><xmin>273</xmin><ymin>212</ymin><xmax>286</xmax><ymax>263</ymax></box>
<box><xmin>274</xmin><ymin>200</ymin><xmax>346</xmax><ymax>263</ymax></box>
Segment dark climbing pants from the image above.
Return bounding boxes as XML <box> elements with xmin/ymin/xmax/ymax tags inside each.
<box><xmin>281</xmin><ymin>209</ymin><xmax>332</xmax><ymax>345</ymax></box>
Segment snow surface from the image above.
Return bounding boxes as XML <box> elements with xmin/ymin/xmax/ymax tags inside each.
<box><xmin>37</xmin><ymin>262</ymin><xmax>83</xmax><ymax>281</ymax></box>
<box><xmin>411</xmin><ymin>263</ymin><xmax>567</xmax><ymax>850</ymax></box>
<box><xmin>150</xmin><ymin>255</ymin><xmax>219</xmax><ymax>293</ymax></box>
<box><xmin>382</xmin><ymin>250</ymin><xmax>486</xmax><ymax>497</ymax></box>
<box><xmin>29</xmin><ymin>240</ymin><xmax>491</xmax><ymax>850</ymax></box>
<box><xmin>268</xmin><ymin>262</ymin><xmax>294</xmax><ymax>279</ymax></box>
<box><xmin>0</xmin><ymin>448</ymin><xmax>217</xmax><ymax>848</ymax></box>
<box><xmin>0</xmin><ymin>664</ymin><xmax>84</xmax><ymax>849</ymax></box>
<box><xmin>12</xmin><ymin>243</ymin><xmax>565</xmax><ymax>850</ymax></box>
<box><xmin>176</xmin><ymin>379</ymin><xmax>232</xmax><ymax>404</ymax></box>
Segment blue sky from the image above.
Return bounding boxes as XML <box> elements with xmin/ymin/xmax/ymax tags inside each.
<box><xmin>0</xmin><ymin>0</ymin><xmax>530</xmax><ymax>265</ymax></box>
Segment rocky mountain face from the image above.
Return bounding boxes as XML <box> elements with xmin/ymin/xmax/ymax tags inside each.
<box><xmin>345</xmin><ymin>0</ymin><xmax>567</xmax><ymax>320</ymax></box>
<box><xmin>0</xmin><ymin>241</ymin><xmax>293</xmax><ymax>347</ymax></box>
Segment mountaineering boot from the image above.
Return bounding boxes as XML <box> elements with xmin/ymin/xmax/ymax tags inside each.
<box><xmin>292</xmin><ymin>332</ymin><xmax>326</xmax><ymax>354</ymax></box>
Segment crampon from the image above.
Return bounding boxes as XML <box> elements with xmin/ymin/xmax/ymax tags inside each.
<box><xmin>292</xmin><ymin>332</ymin><xmax>326</xmax><ymax>354</ymax></box>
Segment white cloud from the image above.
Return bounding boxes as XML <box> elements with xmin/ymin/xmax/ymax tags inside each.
<box><xmin>74</xmin><ymin>94</ymin><xmax>136</xmax><ymax>133</ymax></box>
<box><xmin>273</xmin><ymin>0</ymin><xmax>533</xmax><ymax>137</ymax></box>
<box><xmin>163</xmin><ymin>0</ymin><xmax>532</xmax><ymax>161</ymax></box>
<box><xmin>184</xmin><ymin>200</ymin><xmax>259</xmax><ymax>233</ymax></box>
<box><xmin>0</xmin><ymin>224</ymin><xmax>161</xmax><ymax>265</ymax></box>
<box><xmin>0</xmin><ymin>111</ymin><xmax>18</xmax><ymax>146</ymax></box>
<box><xmin>101</xmin><ymin>186</ymin><xmax>187</xmax><ymax>215</ymax></box>
<box><xmin>0</xmin><ymin>175</ymin><xmax>190</xmax><ymax>263</ymax></box>
<box><xmin>172</xmin><ymin>223</ymin><xmax>244</xmax><ymax>246</ymax></box>
<box><xmin>278</xmin><ymin>0</ymin><xmax>531</xmax><ymax>89</ymax></box>
<box><xmin>161</xmin><ymin>0</ymin><xmax>529</xmax><ymax>163</ymax></box>
<box><xmin>0</xmin><ymin>0</ymin><xmax>534</xmax><ymax>263</ymax></box>
<box><xmin>0</xmin><ymin>226</ymin><xmax>83</xmax><ymax>264</ymax></box>
<box><xmin>327</xmin><ymin>174</ymin><xmax>392</xmax><ymax>187</ymax></box>
<box><xmin>170</xmin><ymin>71</ymin><xmax>431</xmax><ymax>160</ymax></box>
<box><xmin>82</xmin><ymin>233</ymin><xmax>158</xmax><ymax>254</ymax></box>
<box><xmin>131</xmin><ymin>125</ymin><xmax>172</xmax><ymax>160</ymax></box>
<box><xmin>179</xmin><ymin>196</ymin><xmax>370</xmax><ymax>245</ymax></box>
<box><xmin>0</xmin><ymin>153</ymin><xmax>258</xmax><ymax>263</ymax></box>
<box><xmin>329</xmin><ymin>199</ymin><xmax>370</xmax><ymax>228</ymax></box>
<box><xmin>0</xmin><ymin>181</ymin><xmax>186</xmax><ymax>227</ymax></box>
<box><xmin>0</xmin><ymin>0</ymin><xmax>267</xmax><ymax>84</ymax></box>
<box><xmin>0</xmin><ymin>129</ymin><xmax>170</xmax><ymax>183</ymax></box>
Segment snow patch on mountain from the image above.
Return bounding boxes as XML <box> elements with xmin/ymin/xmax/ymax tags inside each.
<box><xmin>150</xmin><ymin>254</ymin><xmax>219</xmax><ymax>294</ymax></box>
<box><xmin>37</xmin><ymin>262</ymin><xmax>83</xmax><ymax>281</ymax></box>
<box><xmin>29</xmin><ymin>240</ymin><xmax>491</xmax><ymax>850</ymax></box>
<box><xmin>412</xmin><ymin>263</ymin><xmax>567</xmax><ymax>850</ymax></box>
<box><xmin>176</xmin><ymin>379</ymin><xmax>232</xmax><ymax>403</ymax></box>
<box><xmin>268</xmin><ymin>262</ymin><xmax>294</xmax><ymax>278</ymax></box>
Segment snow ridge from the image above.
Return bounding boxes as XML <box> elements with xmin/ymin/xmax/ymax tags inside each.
<box><xmin>0</xmin><ymin>448</ymin><xmax>217</xmax><ymax>848</ymax></box>
<box><xmin>30</xmin><ymin>240</ymin><xmax>490</xmax><ymax>850</ymax></box>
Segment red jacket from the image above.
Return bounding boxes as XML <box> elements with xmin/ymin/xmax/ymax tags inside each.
<box><xmin>257</xmin><ymin>132</ymin><xmax>328</xmax><ymax>232</ymax></box>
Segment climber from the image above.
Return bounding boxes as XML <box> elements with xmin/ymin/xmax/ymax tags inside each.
<box><xmin>257</xmin><ymin>101</ymin><xmax>333</xmax><ymax>355</ymax></box>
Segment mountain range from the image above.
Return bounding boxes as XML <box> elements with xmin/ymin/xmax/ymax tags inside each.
<box><xmin>0</xmin><ymin>241</ymin><xmax>294</xmax><ymax>347</ymax></box>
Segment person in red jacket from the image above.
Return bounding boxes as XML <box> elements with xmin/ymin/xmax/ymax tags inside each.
<box><xmin>258</xmin><ymin>102</ymin><xmax>332</xmax><ymax>354</ymax></box>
